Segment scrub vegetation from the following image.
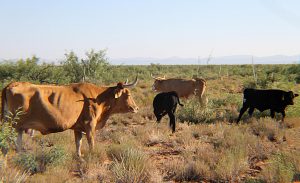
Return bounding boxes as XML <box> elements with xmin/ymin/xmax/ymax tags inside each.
<box><xmin>0</xmin><ymin>50</ymin><xmax>300</xmax><ymax>182</ymax></box>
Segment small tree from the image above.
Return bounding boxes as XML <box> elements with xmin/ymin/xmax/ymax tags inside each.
<box><xmin>62</xmin><ymin>49</ymin><xmax>109</xmax><ymax>83</ymax></box>
<box><xmin>81</xmin><ymin>49</ymin><xmax>109</xmax><ymax>83</ymax></box>
<box><xmin>62</xmin><ymin>51</ymin><xmax>83</xmax><ymax>83</ymax></box>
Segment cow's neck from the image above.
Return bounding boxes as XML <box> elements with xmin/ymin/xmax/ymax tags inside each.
<box><xmin>95</xmin><ymin>103</ymin><xmax>112</xmax><ymax>130</ymax></box>
<box><xmin>94</xmin><ymin>86</ymin><xmax>117</xmax><ymax>129</ymax></box>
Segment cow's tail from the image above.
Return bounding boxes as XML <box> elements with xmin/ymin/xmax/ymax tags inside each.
<box><xmin>1</xmin><ymin>85</ymin><xmax>8</xmax><ymax>122</ymax></box>
<box><xmin>195</xmin><ymin>78</ymin><xmax>207</xmax><ymax>106</ymax></box>
<box><xmin>176</xmin><ymin>95</ymin><xmax>184</xmax><ymax>107</ymax></box>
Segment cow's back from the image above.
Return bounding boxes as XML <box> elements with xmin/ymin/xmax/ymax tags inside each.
<box><xmin>4</xmin><ymin>82</ymin><xmax>102</xmax><ymax>134</ymax></box>
<box><xmin>153</xmin><ymin>91</ymin><xmax>179</xmax><ymax>111</ymax></box>
<box><xmin>243</xmin><ymin>88</ymin><xmax>286</xmax><ymax>111</ymax></box>
<box><xmin>159</xmin><ymin>79</ymin><xmax>196</xmax><ymax>97</ymax></box>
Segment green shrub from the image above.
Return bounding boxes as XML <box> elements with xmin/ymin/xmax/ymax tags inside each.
<box><xmin>177</xmin><ymin>99</ymin><xmax>214</xmax><ymax>124</ymax></box>
<box><xmin>14</xmin><ymin>153</ymin><xmax>39</xmax><ymax>174</ymax></box>
<box><xmin>41</xmin><ymin>146</ymin><xmax>67</xmax><ymax>166</ymax></box>
<box><xmin>13</xmin><ymin>146</ymin><xmax>67</xmax><ymax>174</ymax></box>
<box><xmin>0</xmin><ymin>107</ymin><xmax>24</xmax><ymax>156</ymax></box>
<box><xmin>260</xmin><ymin>152</ymin><xmax>297</xmax><ymax>183</ymax></box>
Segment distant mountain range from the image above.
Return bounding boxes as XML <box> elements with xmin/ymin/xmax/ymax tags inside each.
<box><xmin>110</xmin><ymin>55</ymin><xmax>300</xmax><ymax>65</ymax></box>
<box><xmin>1</xmin><ymin>54</ymin><xmax>299</xmax><ymax>65</ymax></box>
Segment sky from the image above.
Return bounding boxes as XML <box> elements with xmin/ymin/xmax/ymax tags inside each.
<box><xmin>0</xmin><ymin>0</ymin><xmax>300</xmax><ymax>63</ymax></box>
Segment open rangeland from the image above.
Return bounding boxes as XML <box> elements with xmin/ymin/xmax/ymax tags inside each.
<box><xmin>1</xmin><ymin>64</ymin><xmax>300</xmax><ymax>183</ymax></box>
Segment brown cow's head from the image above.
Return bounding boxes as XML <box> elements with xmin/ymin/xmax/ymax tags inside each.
<box><xmin>113</xmin><ymin>77</ymin><xmax>139</xmax><ymax>113</ymax></box>
<box><xmin>284</xmin><ymin>91</ymin><xmax>299</xmax><ymax>105</ymax></box>
<box><xmin>151</xmin><ymin>74</ymin><xmax>166</xmax><ymax>91</ymax></box>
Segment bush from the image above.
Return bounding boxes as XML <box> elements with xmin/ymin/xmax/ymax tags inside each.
<box><xmin>110</xmin><ymin>147</ymin><xmax>150</xmax><ymax>183</ymax></box>
<box><xmin>14</xmin><ymin>153</ymin><xmax>39</xmax><ymax>174</ymax></box>
<box><xmin>41</xmin><ymin>146</ymin><xmax>67</xmax><ymax>167</ymax></box>
<box><xmin>165</xmin><ymin>160</ymin><xmax>205</xmax><ymax>182</ymax></box>
<box><xmin>260</xmin><ymin>152</ymin><xmax>297</xmax><ymax>183</ymax></box>
<box><xmin>13</xmin><ymin>146</ymin><xmax>67</xmax><ymax>174</ymax></box>
<box><xmin>177</xmin><ymin>99</ymin><xmax>214</xmax><ymax>124</ymax></box>
<box><xmin>0</xmin><ymin>107</ymin><xmax>24</xmax><ymax>156</ymax></box>
<box><xmin>215</xmin><ymin>148</ymin><xmax>248</xmax><ymax>182</ymax></box>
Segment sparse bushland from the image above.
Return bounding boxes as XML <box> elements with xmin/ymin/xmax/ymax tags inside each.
<box><xmin>0</xmin><ymin>62</ymin><xmax>300</xmax><ymax>182</ymax></box>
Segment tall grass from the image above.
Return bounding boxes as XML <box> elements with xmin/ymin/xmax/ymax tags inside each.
<box><xmin>108</xmin><ymin>144</ymin><xmax>150</xmax><ymax>183</ymax></box>
<box><xmin>260</xmin><ymin>152</ymin><xmax>298</xmax><ymax>183</ymax></box>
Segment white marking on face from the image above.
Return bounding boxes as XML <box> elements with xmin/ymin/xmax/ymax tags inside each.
<box><xmin>243</xmin><ymin>98</ymin><xmax>246</xmax><ymax>103</ymax></box>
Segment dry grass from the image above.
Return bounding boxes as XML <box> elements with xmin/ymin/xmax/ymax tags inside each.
<box><xmin>2</xmin><ymin>110</ymin><xmax>300</xmax><ymax>183</ymax></box>
<box><xmin>2</xmin><ymin>65</ymin><xmax>300</xmax><ymax>182</ymax></box>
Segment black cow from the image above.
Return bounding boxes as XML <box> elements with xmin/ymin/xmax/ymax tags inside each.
<box><xmin>237</xmin><ymin>88</ymin><xmax>299</xmax><ymax>123</ymax></box>
<box><xmin>153</xmin><ymin>91</ymin><xmax>184</xmax><ymax>133</ymax></box>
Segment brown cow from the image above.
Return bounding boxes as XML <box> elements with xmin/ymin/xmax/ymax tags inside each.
<box><xmin>1</xmin><ymin>78</ymin><xmax>139</xmax><ymax>157</ymax></box>
<box><xmin>151</xmin><ymin>75</ymin><xmax>207</xmax><ymax>105</ymax></box>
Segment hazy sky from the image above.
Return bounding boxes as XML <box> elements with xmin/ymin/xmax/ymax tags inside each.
<box><xmin>1</xmin><ymin>0</ymin><xmax>300</xmax><ymax>61</ymax></box>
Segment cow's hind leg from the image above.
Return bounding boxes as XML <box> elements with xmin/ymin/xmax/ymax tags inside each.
<box><xmin>16</xmin><ymin>129</ymin><xmax>23</xmax><ymax>152</ymax></box>
<box><xmin>248</xmin><ymin>107</ymin><xmax>255</xmax><ymax>118</ymax></box>
<box><xmin>237</xmin><ymin>105</ymin><xmax>249</xmax><ymax>123</ymax></box>
<box><xmin>156</xmin><ymin>111</ymin><xmax>167</xmax><ymax>123</ymax></box>
<box><xmin>74</xmin><ymin>130</ymin><xmax>83</xmax><ymax>157</ymax></box>
<box><xmin>172</xmin><ymin>105</ymin><xmax>177</xmax><ymax>114</ymax></box>
<box><xmin>168</xmin><ymin>112</ymin><xmax>176</xmax><ymax>133</ymax></box>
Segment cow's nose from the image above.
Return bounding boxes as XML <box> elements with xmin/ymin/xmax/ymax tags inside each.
<box><xmin>152</xmin><ymin>85</ymin><xmax>156</xmax><ymax>91</ymax></box>
<box><xmin>131</xmin><ymin>106</ymin><xmax>139</xmax><ymax>113</ymax></box>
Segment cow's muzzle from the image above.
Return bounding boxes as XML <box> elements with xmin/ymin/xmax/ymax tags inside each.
<box><xmin>152</xmin><ymin>85</ymin><xmax>157</xmax><ymax>91</ymax></box>
<box><xmin>130</xmin><ymin>107</ymin><xmax>139</xmax><ymax>113</ymax></box>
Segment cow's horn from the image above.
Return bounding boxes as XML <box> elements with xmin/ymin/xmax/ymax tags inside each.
<box><xmin>124</xmin><ymin>79</ymin><xmax>129</xmax><ymax>84</ymax></box>
<box><xmin>150</xmin><ymin>73</ymin><xmax>156</xmax><ymax>79</ymax></box>
<box><xmin>123</xmin><ymin>76</ymin><xmax>138</xmax><ymax>88</ymax></box>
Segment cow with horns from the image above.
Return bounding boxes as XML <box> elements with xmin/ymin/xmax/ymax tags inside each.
<box><xmin>1</xmin><ymin>77</ymin><xmax>139</xmax><ymax>157</ymax></box>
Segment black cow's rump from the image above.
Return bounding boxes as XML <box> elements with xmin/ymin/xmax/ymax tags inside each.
<box><xmin>237</xmin><ymin>88</ymin><xmax>299</xmax><ymax>123</ymax></box>
<box><xmin>153</xmin><ymin>91</ymin><xmax>183</xmax><ymax>133</ymax></box>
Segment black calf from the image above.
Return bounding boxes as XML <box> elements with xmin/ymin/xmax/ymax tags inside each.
<box><xmin>153</xmin><ymin>91</ymin><xmax>183</xmax><ymax>133</ymax></box>
<box><xmin>237</xmin><ymin>88</ymin><xmax>299</xmax><ymax>123</ymax></box>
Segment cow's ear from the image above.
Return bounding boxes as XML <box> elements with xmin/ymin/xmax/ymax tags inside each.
<box><xmin>114</xmin><ymin>89</ymin><xmax>123</xmax><ymax>99</ymax></box>
<box><xmin>115</xmin><ymin>82</ymin><xmax>125</xmax><ymax>98</ymax></box>
<box><xmin>295</xmin><ymin>93</ymin><xmax>299</xmax><ymax>97</ymax></box>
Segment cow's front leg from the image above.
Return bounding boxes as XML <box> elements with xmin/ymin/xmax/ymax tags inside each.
<box><xmin>237</xmin><ymin>106</ymin><xmax>249</xmax><ymax>123</ymax></box>
<box><xmin>86</xmin><ymin>129</ymin><xmax>95</xmax><ymax>153</ymax></box>
<box><xmin>281</xmin><ymin>111</ymin><xmax>286</xmax><ymax>122</ymax></box>
<box><xmin>86</xmin><ymin>119</ymin><xmax>97</xmax><ymax>153</ymax></box>
<box><xmin>74</xmin><ymin>130</ymin><xmax>83</xmax><ymax>157</ymax></box>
